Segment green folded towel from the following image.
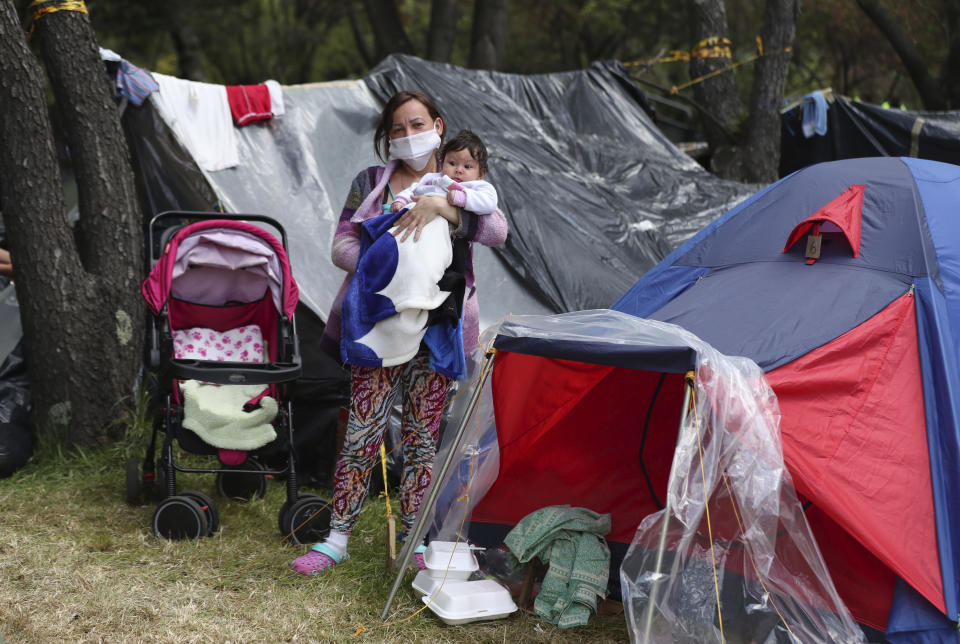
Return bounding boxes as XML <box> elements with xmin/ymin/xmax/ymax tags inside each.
<box><xmin>180</xmin><ymin>380</ymin><xmax>278</xmax><ymax>450</ymax></box>
<box><xmin>505</xmin><ymin>505</ymin><xmax>611</xmax><ymax>628</ymax></box>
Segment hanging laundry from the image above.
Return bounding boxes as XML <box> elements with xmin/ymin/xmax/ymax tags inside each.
<box><xmin>264</xmin><ymin>79</ymin><xmax>285</xmax><ymax>117</ymax></box>
<box><xmin>226</xmin><ymin>84</ymin><xmax>273</xmax><ymax>127</ymax></box>
<box><xmin>98</xmin><ymin>47</ymin><xmax>158</xmax><ymax>107</ymax></box>
<box><xmin>150</xmin><ymin>72</ymin><xmax>239</xmax><ymax>171</ymax></box>
<box><xmin>801</xmin><ymin>90</ymin><xmax>829</xmax><ymax>138</ymax></box>
<box><xmin>116</xmin><ymin>60</ymin><xmax>159</xmax><ymax>107</ymax></box>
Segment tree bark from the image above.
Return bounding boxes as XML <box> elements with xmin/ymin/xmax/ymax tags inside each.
<box><xmin>856</xmin><ymin>0</ymin><xmax>945</xmax><ymax>110</ymax></box>
<box><xmin>0</xmin><ymin>3</ymin><xmax>145</xmax><ymax>444</ymax></box>
<box><xmin>939</xmin><ymin>0</ymin><xmax>960</xmax><ymax>108</ymax></box>
<box><xmin>687</xmin><ymin>0</ymin><xmax>742</xmax><ymax>149</ymax></box>
<box><xmin>738</xmin><ymin>0</ymin><xmax>798</xmax><ymax>183</ymax></box>
<box><xmin>427</xmin><ymin>0</ymin><xmax>458</xmax><ymax>62</ymax></box>
<box><xmin>469</xmin><ymin>0</ymin><xmax>509</xmax><ymax>70</ymax></box>
<box><xmin>696</xmin><ymin>0</ymin><xmax>797</xmax><ymax>183</ymax></box>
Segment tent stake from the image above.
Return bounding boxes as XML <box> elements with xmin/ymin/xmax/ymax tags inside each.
<box><xmin>642</xmin><ymin>375</ymin><xmax>694</xmax><ymax>643</ymax></box>
<box><xmin>380</xmin><ymin>349</ymin><xmax>498</xmax><ymax>620</ymax></box>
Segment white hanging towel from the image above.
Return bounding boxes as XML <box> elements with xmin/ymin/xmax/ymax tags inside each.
<box><xmin>150</xmin><ymin>72</ymin><xmax>239</xmax><ymax>171</ymax></box>
<box><xmin>264</xmin><ymin>79</ymin><xmax>285</xmax><ymax>116</ymax></box>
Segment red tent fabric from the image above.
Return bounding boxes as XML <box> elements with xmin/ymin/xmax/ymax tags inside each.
<box><xmin>474</xmin><ymin>352</ymin><xmax>686</xmax><ymax>544</ymax></box>
<box><xmin>766</xmin><ymin>291</ymin><xmax>942</xmax><ymax>627</ymax></box>
<box><xmin>783</xmin><ymin>183</ymin><xmax>865</xmax><ymax>257</ymax></box>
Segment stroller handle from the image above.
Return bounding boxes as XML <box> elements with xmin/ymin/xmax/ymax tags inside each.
<box><xmin>169</xmin><ymin>359</ymin><xmax>302</xmax><ymax>385</ymax></box>
<box><xmin>148</xmin><ymin>211</ymin><xmax>290</xmax><ymax>263</ymax></box>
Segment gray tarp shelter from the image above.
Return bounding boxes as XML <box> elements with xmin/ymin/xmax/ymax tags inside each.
<box><xmin>122</xmin><ymin>55</ymin><xmax>755</xmax><ymax>328</ymax></box>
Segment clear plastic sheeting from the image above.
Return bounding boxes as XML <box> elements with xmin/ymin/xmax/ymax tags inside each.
<box><xmin>618</xmin><ymin>342</ymin><xmax>862</xmax><ymax>642</ymax></box>
<box><xmin>414</xmin><ymin>310</ymin><xmax>862</xmax><ymax>643</ymax></box>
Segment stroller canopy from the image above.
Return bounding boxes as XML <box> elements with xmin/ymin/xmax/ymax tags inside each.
<box><xmin>143</xmin><ymin>219</ymin><xmax>298</xmax><ymax>318</ymax></box>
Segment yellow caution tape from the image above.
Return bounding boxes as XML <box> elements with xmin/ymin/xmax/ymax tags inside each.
<box><xmin>27</xmin><ymin>0</ymin><xmax>88</xmax><ymax>38</ymax></box>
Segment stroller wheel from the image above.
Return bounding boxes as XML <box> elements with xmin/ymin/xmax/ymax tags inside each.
<box><xmin>179</xmin><ymin>490</ymin><xmax>220</xmax><ymax>536</ymax></box>
<box><xmin>125</xmin><ymin>458</ymin><xmax>142</xmax><ymax>506</ymax></box>
<box><xmin>279</xmin><ymin>494</ymin><xmax>332</xmax><ymax>545</ymax></box>
<box><xmin>153</xmin><ymin>495</ymin><xmax>210</xmax><ymax>540</ymax></box>
<box><xmin>216</xmin><ymin>458</ymin><xmax>267</xmax><ymax>501</ymax></box>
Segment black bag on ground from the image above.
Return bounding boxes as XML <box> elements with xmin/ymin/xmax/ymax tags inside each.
<box><xmin>0</xmin><ymin>342</ymin><xmax>32</xmax><ymax>478</ymax></box>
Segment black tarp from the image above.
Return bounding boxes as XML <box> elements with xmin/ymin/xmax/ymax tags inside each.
<box><xmin>364</xmin><ymin>56</ymin><xmax>754</xmax><ymax>312</ymax></box>
<box><xmin>780</xmin><ymin>92</ymin><xmax>960</xmax><ymax>177</ymax></box>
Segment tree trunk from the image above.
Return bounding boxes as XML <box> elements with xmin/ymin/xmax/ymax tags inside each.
<box><xmin>687</xmin><ymin>0</ymin><xmax>742</xmax><ymax>150</ymax></box>
<box><xmin>0</xmin><ymin>3</ymin><xmax>145</xmax><ymax>444</ymax></box>
<box><xmin>427</xmin><ymin>0</ymin><xmax>458</xmax><ymax>62</ymax></box>
<box><xmin>939</xmin><ymin>0</ymin><xmax>960</xmax><ymax>109</ymax></box>
<box><xmin>700</xmin><ymin>0</ymin><xmax>797</xmax><ymax>183</ymax></box>
<box><xmin>363</xmin><ymin>0</ymin><xmax>415</xmax><ymax>64</ymax></box>
<box><xmin>469</xmin><ymin>0</ymin><xmax>509</xmax><ymax>70</ymax></box>
<box><xmin>738</xmin><ymin>0</ymin><xmax>798</xmax><ymax>184</ymax></box>
<box><xmin>856</xmin><ymin>0</ymin><xmax>945</xmax><ymax>110</ymax></box>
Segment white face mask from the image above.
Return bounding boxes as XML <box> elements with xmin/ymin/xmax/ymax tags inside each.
<box><xmin>390</xmin><ymin>126</ymin><xmax>441</xmax><ymax>171</ymax></box>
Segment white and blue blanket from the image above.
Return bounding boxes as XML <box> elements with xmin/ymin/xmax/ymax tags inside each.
<box><xmin>341</xmin><ymin>210</ymin><xmax>466</xmax><ymax>379</ymax></box>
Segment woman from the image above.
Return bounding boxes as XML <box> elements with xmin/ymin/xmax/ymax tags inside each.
<box><xmin>292</xmin><ymin>90</ymin><xmax>508</xmax><ymax>575</ymax></box>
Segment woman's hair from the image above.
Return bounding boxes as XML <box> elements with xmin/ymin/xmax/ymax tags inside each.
<box><xmin>374</xmin><ymin>90</ymin><xmax>444</xmax><ymax>163</ymax></box>
<box><xmin>440</xmin><ymin>129</ymin><xmax>488</xmax><ymax>174</ymax></box>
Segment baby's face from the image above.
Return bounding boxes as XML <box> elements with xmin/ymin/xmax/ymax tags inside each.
<box><xmin>442</xmin><ymin>148</ymin><xmax>483</xmax><ymax>182</ymax></box>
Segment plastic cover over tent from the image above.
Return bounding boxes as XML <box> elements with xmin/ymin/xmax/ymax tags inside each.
<box><xmin>122</xmin><ymin>55</ymin><xmax>754</xmax><ymax>325</ymax></box>
<box><xmin>417</xmin><ymin>310</ymin><xmax>862</xmax><ymax>643</ymax></box>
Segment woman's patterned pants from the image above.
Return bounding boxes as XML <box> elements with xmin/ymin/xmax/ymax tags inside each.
<box><xmin>329</xmin><ymin>351</ymin><xmax>451</xmax><ymax>535</ymax></box>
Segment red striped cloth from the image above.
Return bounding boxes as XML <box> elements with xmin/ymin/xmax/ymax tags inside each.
<box><xmin>225</xmin><ymin>84</ymin><xmax>272</xmax><ymax>127</ymax></box>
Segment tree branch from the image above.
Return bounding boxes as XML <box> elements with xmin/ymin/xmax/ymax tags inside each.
<box><xmin>856</xmin><ymin>0</ymin><xmax>945</xmax><ymax>109</ymax></box>
<box><xmin>630</xmin><ymin>74</ymin><xmax>736</xmax><ymax>144</ymax></box>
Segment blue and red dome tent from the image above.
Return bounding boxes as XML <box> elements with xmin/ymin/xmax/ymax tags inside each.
<box><xmin>614</xmin><ymin>157</ymin><xmax>960</xmax><ymax>641</ymax></box>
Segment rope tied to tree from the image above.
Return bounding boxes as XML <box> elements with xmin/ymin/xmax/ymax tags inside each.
<box><xmin>669</xmin><ymin>37</ymin><xmax>791</xmax><ymax>95</ymax></box>
<box><xmin>625</xmin><ymin>35</ymin><xmax>791</xmax><ymax>95</ymax></box>
<box><xmin>26</xmin><ymin>0</ymin><xmax>87</xmax><ymax>38</ymax></box>
<box><xmin>625</xmin><ymin>36</ymin><xmax>733</xmax><ymax>66</ymax></box>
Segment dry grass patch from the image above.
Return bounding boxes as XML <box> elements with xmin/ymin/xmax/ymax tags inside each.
<box><xmin>0</xmin><ymin>430</ymin><xmax>630</xmax><ymax>643</ymax></box>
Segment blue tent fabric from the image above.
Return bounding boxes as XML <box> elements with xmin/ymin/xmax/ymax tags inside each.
<box><xmin>613</xmin><ymin>157</ymin><xmax>960</xmax><ymax>641</ymax></box>
<box><xmin>648</xmin><ymin>262</ymin><xmax>910</xmax><ymax>370</ymax></box>
<box><xmin>887</xmin><ymin>579</ymin><xmax>960</xmax><ymax>644</ymax></box>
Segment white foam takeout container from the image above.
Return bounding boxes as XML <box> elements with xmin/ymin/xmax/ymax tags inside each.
<box><xmin>422</xmin><ymin>540</ymin><xmax>480</xmax><ymax>580</ymax></box>
<box><xmin>420</xmin><ymin>578</ymin><xmax>518</xmax><ymax>625</ymax></box>
<box><xmin>412</xmin><ymin>569</ymin><xmax>454</xmax><ymax>598</ymax></box>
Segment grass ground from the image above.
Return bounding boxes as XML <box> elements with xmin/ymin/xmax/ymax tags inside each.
<box><xmin>0</xmin><ymin>415</ymin><xmax>630</xmax><ymax>643</ymax></box>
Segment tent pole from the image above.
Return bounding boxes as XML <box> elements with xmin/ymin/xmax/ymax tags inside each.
<box><xmin>642</xmin><ymin>374</ymin><xmax>694</xmax><ymax>643</ymax></box>
<box><xmin>380</xmin><ymin>349</ymin><xmax>498</xmax><ymax>620</ymax></box>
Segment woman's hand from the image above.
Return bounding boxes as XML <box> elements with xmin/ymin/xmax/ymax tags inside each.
<box><xmin>392</xmin><ymin>194</ymin><xmax>460</xmax><ymax>242</ymax></box>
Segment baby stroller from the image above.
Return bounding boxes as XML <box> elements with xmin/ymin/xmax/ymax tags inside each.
<box><xmin>127</xmin><ymin>211</ymin><xmax>331</xmax><ymax>544</ymax></box>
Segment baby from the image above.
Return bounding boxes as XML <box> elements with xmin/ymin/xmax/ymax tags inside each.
<box><xmin>390</xmin><ymin>128</ymin><xmax>498</xmax><ymax>215</ymax></box>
